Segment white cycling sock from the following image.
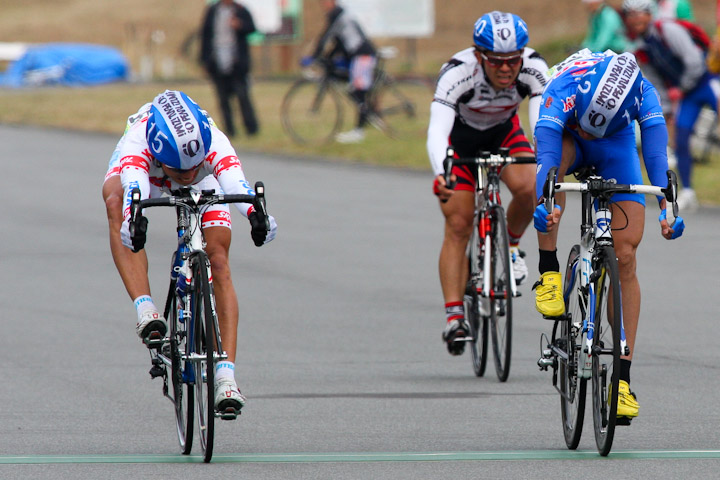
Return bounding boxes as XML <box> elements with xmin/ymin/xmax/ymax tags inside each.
<box><xmin>216</xmin><ymin>361</ymin><xmax>236</xmax><ymax>382</ymax></box>
<box><xmin>133</xmin><ymin>295</ymin><xmax>157</xmax><ymax>321</ymax></box>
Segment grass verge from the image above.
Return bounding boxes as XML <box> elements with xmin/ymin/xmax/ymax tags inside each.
<box><xmin>1</xmin><ymin>77</ymin><xmax>718</xmax><ymax>205</ymax></box>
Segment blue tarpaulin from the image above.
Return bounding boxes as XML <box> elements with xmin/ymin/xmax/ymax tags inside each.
<box><xmin>0</xmin><ymin>43</ymin><xmax>129</xmax><ymax>87</ymax></box>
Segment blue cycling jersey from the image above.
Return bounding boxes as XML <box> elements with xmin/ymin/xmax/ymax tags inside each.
<box><xmin>535</xmin><ymin>51</ymin><xmax>669</xmax><ymax>204</ymax></box>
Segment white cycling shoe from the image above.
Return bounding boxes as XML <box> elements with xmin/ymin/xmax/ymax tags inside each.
<box><xmin>510</xmin><ymin>247</ymin><xmax>528</xmax><ymax>286</ymax></box>
<box><xmin>136</xmin><ymin>309</ymin><xmax>167</xmax><ymax>343</ymax></box>
<box><xmin>215</xmin><ymin>378</ymin><xmax>246</xmax><ymax>419</ymax></box>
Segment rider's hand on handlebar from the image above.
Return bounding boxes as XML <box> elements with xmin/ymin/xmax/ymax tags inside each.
<box><xmin>300</xmin><ymin>55</ymin><xmax>314</xmax><ymax>67</ymax></box>
<box><xmin>121</xmin><ymin>216</ymin><xmax>149</xmax><ymax>252</ymax></box>
<box><xmin>433</xmin><ymin>174</ymin><xmax>456</xmax><ymax>203</ymax></box>
<box><xmin>659</xmin><ymin>209</ymin><xmax>685</xmax><ymax>240</ymax></box>
<box><xmin>249</xmin><ymin>211</ymin><xmax>277</xmax><ymax>247</ymax></box>
<box><xmin>534</xmin><ymin>203</ymin><xmax>562</xmax><ymax>234</ymax></box>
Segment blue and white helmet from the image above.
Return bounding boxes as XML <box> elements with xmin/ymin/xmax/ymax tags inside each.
<box><xmin>146</xmin><ymin>90</ymin><xmax>212</xmax><ymax>170</ymax></box>
<box><xmin>575</xmin><ymin>52</ymin><xmax>643</xmax><ymax>138</ymax></box>
<box><xmin>473</xmin><ymin>11</ymin><xmax>529</xmax><ymax>53</ymax></box>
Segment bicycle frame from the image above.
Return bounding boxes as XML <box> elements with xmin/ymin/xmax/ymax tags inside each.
<box><xmin>130</xmin><ymin>184</ymin><xmax>267</xmax><ymax>460</ymax></box>
<box><xmin>539</xmin><ymin>167</ymin><xmax>678</xmax><ymax>455</ymax></box>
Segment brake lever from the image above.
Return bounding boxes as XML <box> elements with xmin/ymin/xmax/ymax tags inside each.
<box><xmin>443</xmin><ymin>147</ymin><xmax>456</xmax><ymax>190</ymax></box>
<box><xmin>253</xmin><ymin>181</ymin><xmax>270</xmax><ymax>230</ymax></box>
<box><xmin>543</xmin><ymin>167</ymin><xmax>558</xmax><ymax>213</ymax></box>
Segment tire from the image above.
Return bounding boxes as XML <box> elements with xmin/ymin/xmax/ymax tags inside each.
<box><xmin>191</xmin><ymin>252</ymin><xmax>217</xmax><ymax>463</ymax></box>
<box><xmin>465</xmin><ymin>283</ymin><xmax>488</xmax><ymax>377</ymax></box>
<box><xmin>488</xmin><ymin>206</ymin><xmax>512</xmax><ymax>382</ymax></box>
<box><xmin>368</xmin><ymin>75</ymin><xmax>433</xmax><ymax>139</ymax></box>
<box><xmin>591</xmin><ymin>246</ymin><xmax>622</xmax><ymax>456</ymax></box>
<box><xmin>281</xmin><ymin>79</ymin><xmax>343</xmax><ymax>145</ymax></box>
<box><xmin>169</xmin><ymin>291</ymin><xmax>194</xmax><ymax>455</ymax></box>
<box><xmin>559</xmin><ymin>245</ymin><xmax>586</xmax><ymax>450</ymax></box>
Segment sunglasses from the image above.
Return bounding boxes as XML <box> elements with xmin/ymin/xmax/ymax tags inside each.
<box><xmin>480</xmin><ymin>52</ymin><xmax>523</xmax><ymax>68</ymax></box>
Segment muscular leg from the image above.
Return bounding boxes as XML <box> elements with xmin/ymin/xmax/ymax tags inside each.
<box><xmin>438</xmin><ymin>190</ymin><xmax>475</xmax><ymax>303</ymax></box>
<box><xmin>102</xmin><ymin>176</ymin><xmax>151</xmax><ymax>300</ymax></box>
<box><xmin>610</xmin><ymin>200</ymin><xmax>645</xmax><ymax>361</ymax></box>
<box><xmin>204</xmin><ymin>226</ymin><xmax>239</xmax><ymax>364</ymax></box>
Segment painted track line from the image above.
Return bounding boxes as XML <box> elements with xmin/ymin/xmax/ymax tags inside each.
<box><xmin>1</xmin><ymin>450</ymin><xmax>720</xmax><ymax>464</ymax></box>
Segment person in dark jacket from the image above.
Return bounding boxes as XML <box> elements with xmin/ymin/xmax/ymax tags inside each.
<box><xmin>200</xmin><ymin>0</ymin><xmax>259</xmax><ymax>138</ymax></box>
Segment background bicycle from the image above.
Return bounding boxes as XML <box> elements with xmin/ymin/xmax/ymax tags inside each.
<box><xmin>444</xmin><ymin>148</ymin><xmax>535</xmax><ymax>382</ymax></box>
<box><xmin>281</xmin><ymin>47</ymin><xmax>433</xmax><ymax>145</ymax></box>
<box><xmin>130</xmin><ymin>183</ymin><xmax>268</xmax><ymax>463</ymax></box>
<box><xmin>537</xmin><ymin>167</ymin><xmax>678</xmax><ymax>456</ymax></box>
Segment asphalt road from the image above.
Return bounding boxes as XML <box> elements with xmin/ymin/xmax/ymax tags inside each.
<box><xmin>2</xmin><ymin>125</ymin><xmax>719</xmax><ymax>479</ymax></box>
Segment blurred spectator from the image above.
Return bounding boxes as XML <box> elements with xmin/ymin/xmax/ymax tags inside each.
<box><xmin>581</xmin><ymin>0</ymin><xmax>629</xmax><ymax>53</ymax></box>
<box><xmin>200</xmin><ymin>0</ymin><xmax>259</xmax><ymax>138</ymax></box>
<box><xmin>624</xmin><ymin>0</ymin><xmax>718</xmax><ymax>211</ymax></box>
<box><xmin>656</xmin><ymin>0</ymin><xmax>695</xmax><ymax>21</ymax></box>
<box><xmin>303</xmin><ymin>0</ymin><xmax>377</xmax><ymax>144</ymax></box>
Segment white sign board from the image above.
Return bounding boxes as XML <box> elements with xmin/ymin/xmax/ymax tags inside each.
<box><xmin>340</xmin><ymin>0</ymin><xmax>435</xmax><ymax>38</ymax></box>
<box><xmin>238</xmin><ymin>0</ymin><xmax>282</xmax><ymax>34</ymax></box>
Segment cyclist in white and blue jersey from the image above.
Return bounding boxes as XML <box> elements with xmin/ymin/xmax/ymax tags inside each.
<box><xmin>532</xmin><ymin>50</ymin><xmax>685</xmax><ymax>420</ymax></box>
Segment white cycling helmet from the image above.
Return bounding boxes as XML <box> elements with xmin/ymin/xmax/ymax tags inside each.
<box><xmin>622</xmin><ymin>0</ymin><xmax>653</xmax><ymax>12</ymax></box>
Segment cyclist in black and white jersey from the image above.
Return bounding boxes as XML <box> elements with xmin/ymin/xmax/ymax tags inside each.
<box><xmin>428</xmin><ymin>11</ymin><xmax>550</xmax><ymax>355</ymax></box>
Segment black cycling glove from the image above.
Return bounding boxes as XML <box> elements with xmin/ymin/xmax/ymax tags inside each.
<box><xmin>130</xmin><ymin>215</ymin><xmax>149</xmax><ymax>253</ymax></box>
<box><xmin>248</xmin><ymin>211</ymin><xmax>267</xmax><ymax>247</ymax></box>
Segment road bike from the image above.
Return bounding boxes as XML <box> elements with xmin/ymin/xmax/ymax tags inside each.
<box><xmin>130</xmin><ymin>183</ymin><xmax>269</xmax><ymax>463</ymax></box>
<box><xmin>281</xmin><ymin>48</ymin><xmax>432</xmax><ymax>145</ymax></box>
<box><xmin>443</xmin><ymin>147</ymin><xmax>535</xmax><ymax>382</ymax></box>
<box><xmin>536</xmin><ymin>167</ymin><xmax>678</xmax><ymax>456</ymax></box>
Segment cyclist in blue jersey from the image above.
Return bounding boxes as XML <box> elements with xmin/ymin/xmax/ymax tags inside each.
<box><xmin>532</xmin><ymin>50</ymin><xmax>685</xmax><ymax>420</ymax></box>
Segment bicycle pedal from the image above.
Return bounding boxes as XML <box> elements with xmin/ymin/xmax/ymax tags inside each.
<box><xmin>542</xmin><ymin>313</ymin><xmax>569</xmax><ymax>321</ymax></box>
<box><xmin>453</xmin><ymin>336</ymin><xmax>474</xmax><ymax>343</ymax></box>
<box><xmin>217</xmin><ymin>408</ymin><xmax>240</xmax><ymax>421</ymax></box>
<box><xmin>143</xmin><ymin>334</ymin><xmax>166</xmax><ymax>349</ymax></box>
<box><xmin>616</xmin><ymin>416</ymin><xmax>633</xmax><ymax>426</ymax></box>
<box><xmin>149</xmin><ymin>364</ymin><xmax>166</xmax><ymax>379</ymax></box>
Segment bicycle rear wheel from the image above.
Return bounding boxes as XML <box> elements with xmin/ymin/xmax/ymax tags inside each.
<box><xmin>281</xmin><ymin>79</ymin><xmax>343</xmax><ymax>145</ymax></box>
<box><xmin>168</xmin><ymin>291</ymin><xmax>194</xmax><ymax>454</ymax></box>
<box><xmin>591</xmin><ymin>246</ymin><xmax>622</xmax><ymax>456</ymax></box>
<box><xmin>368</xmin><ymin>76</ymin><xmax>432</xmax><ymax>139</ymax></box>
<box><xmin>488</xmin><ymin>206</ymin><xmax>512</xmax><ymax>382</ymax></box>
<box><xmin>559</xmin><ymin>245</ymin><xmax>586</xmax><ymax>450</ymax></box>
<box><xmin>191</xmin><ymin>252</ymin><xmax>217</xmax><ymax>463</ymax></box>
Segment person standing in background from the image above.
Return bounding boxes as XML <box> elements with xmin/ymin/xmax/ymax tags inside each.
<box><xmin>581</xmin><ymin>0</ymin><xmax>629</xmax><ymax>53</ymax></box>
<box><xmin>201</xmin><ymin>0</ymin><xmax>259</xmax><ymax>138</ymax></box>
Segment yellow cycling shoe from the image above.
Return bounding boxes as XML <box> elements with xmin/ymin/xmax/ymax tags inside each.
<box><xmin>533</xmin><ymin>271</ymin><xmax>565</xmax><ymax>317</ymax></box>
<box><xmin>616</xmin><ymin>379</ymin><xmax>639</xmax><ymax>418</ymax></box>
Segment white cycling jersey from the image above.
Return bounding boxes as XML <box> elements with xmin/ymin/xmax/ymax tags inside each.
<box><xmin>112</xmin><ymin>104</ymin><xmax>255</xmax><ymax>228</ymax></box>
<box><xmin>427</xmin><ymin>47</ymin><xmax>549</xmax><ymax>175</ymax></box>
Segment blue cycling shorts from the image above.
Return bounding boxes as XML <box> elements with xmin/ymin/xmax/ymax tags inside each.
<box><xmin>568</xmin><ymin>126</ymin><xmax>646</xmax><ymax>206</ymax></box>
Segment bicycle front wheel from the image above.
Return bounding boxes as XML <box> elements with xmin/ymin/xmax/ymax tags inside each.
<box><xmin>559</xmin><ymin>245</ymin><xmax>586</xmax><ymax>450</ymax></box>
<box><xmin>488</xmin><ymin>206</ymin><xmax>512</xmax><ymax>382</ymax></box>
<box><xmin>591</xmin><ymin>246</ymin><xmax>622</xmax><ymax>456</ymax></box>
<box><xmin>281</xmin><ymin>79</ymin><xmax>343</xmax><ymax>145</ymax></box>
<box><xmin>168</xmin><ymin>291</ymin><xmax>194</xmax><ymax>455</ymax></box>
<box><xmin>465</xmin><ymin>282</ymin><xmax>488</xmax><ymax>377</ymax></box>
<box><xmin>369</xmin><ymin>76</ymin><xmax>432</xmax><ymax>139</ymax></box>
<box><xmin>191</xmin><ymin>252</ymin><xmax>217</xmax><ymax>463</ymax></box>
